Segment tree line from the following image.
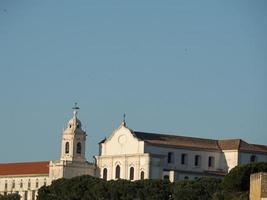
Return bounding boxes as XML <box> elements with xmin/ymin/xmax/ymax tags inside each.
<box><xmin>1</xmin><ymin>162</ymin><xmax>267</xmax><ymax>200</ymax></box>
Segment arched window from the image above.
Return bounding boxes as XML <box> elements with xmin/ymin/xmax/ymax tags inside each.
<box><xmin>76</xmin><ymin>142</ymin><xmax>81</xmax><ymax>154</ymax></box>
<box><xmin>65</xmin><ymin>142</ymin><xmax>69</xmax><ymax>154</ymax></box>
<box><xmin>140</xmin><ymin>171</ymin><xmax>145</xmax><ymax>180</ymax></box>
<box><xmin>103</xmin><ymin>168</ymin><xmax>108</xmax><ymax>180</ymax></box>
<box><xmin>36</xmin><ymin>179</ymin><xmax>39</xmax><ymax>188</ymax></box>
<box><xmin>130</xmin><ymin>167</ymin><xmax>134</xmax><ymax>180</ymax></box>
<box><xmin>115</xmin><ymin>165</ymin><xmax>120</xmax><ymax>179</ymax></box>
<box><xmin>28</xmin><ymin>179</ymin><xmax>31</xmax><ymax>188</ymax></box>
<box><xmin>250</xmin><ymin>155</ymin><xmax>257</xmax><ymax>162</ymax></box>
<box><xmin>12</xmin><ymin>180</ymin><xmax>15</xmax><ymax>189</ymax></box>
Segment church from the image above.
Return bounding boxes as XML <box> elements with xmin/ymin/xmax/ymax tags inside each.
<box><xmin>1</xmin><ymin>108</ymin><xmax>267</xmax><ymax>200</ymax></box>
<box><xmin>96</xmin><ymin>120</ymin><xmax>267</xmax><ymax>182</ymax></box>
<box><xmin>0</xmin><ymin>109</ymin><xmax>95</xmax><ymax>200</ymax></box>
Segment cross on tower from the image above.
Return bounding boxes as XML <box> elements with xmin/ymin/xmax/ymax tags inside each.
<box><xmin>123</xmin><ymin>113</ymin><xmax>126</xmax><ymax>124</ymax></box>
<box><xmin>72</xmin><ymin>102</ymin><xmax>80</xmax><ymax>111</ymax></box>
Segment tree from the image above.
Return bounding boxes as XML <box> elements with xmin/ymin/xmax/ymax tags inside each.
<box><xmin>222</xmin><ymin>162</ymin><xmax>267</xmax><ymax>192</ymax></box>
<box><xmin>0</xmin><ymin>194</ymin><xmax>20</xmax><ymax>200</ymax></box>
<box><xmin>171</xmin><ymin>177</ymin><xmax>221</xmax><ymax>200</ymax></box>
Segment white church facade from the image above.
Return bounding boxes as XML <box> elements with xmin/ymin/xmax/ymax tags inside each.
<box><xmin>96</xmin><ymin>121</ymin><xmax>267</xmax><ymax>182</ymax></box>
<box><xmin>1</xmin><ymin>108</ymin><xmax>267</xmax><ymax>199</ymax></box>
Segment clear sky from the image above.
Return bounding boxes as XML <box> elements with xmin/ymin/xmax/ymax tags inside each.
<box><xmin>0</xmin><ymin>0</ymin><xmax>266</xmax><ymax>162</ymax></box>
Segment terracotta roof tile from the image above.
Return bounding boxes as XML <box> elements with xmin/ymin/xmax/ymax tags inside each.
<box><xmin>0</xmin><ymin>161</ymin><xmax>50</xmax><ymax>176</ymax></box>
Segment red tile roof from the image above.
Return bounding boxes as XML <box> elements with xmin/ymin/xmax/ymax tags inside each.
<box><xmin>0</xmin><ymin>161</ymin><xmax>50</xmax><ymax>176</ymax></box>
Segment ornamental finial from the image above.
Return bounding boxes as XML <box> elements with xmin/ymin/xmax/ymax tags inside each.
<box><xmin>72</xmin><ymin>102</ymin><xmax>80</xmax><ymax>116</ymax></box>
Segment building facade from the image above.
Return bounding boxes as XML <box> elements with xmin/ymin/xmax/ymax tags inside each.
<box><xmin>96</xmin><ymin>121</ymin><xmax>267</xmax><ymax>182</ymax></box>
<box><xmin>1</xmin><ymin>110</ymin><xmax>267</xmax><ymax>199</ymax></box>
<box><xmin>0</xmin><ymin>110</ymin><xmax>95</xmax><ymax>200</ymax></box>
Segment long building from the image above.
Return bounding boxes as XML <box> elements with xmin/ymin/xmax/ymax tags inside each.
<box><xmin>96</xmin><ymin>121</ymin><xmax>267</xmax><ymax>181</ymax></box>
<box><xmin>0</xmin><ymin>108</ymin><xmax>267</xmax><ymax>199</ymax></box>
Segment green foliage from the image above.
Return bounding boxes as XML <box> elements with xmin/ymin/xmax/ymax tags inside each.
<box><xmin>37</xmin><ymin>162</ymin><xmax>267</xmax><ymax>200</ymax></box>
<box><xmin>0</xmin><ymin>193</ymin><xmax>20</xmax><ymax>200</ymax></box>
<box><xmin>136</xmin><ymin>179</ymin><xmax>171</xmax><ymax>200</ymax></box>
<box><xmin>222</xmin><ymin>162</ymin><xmax>267</xmax><ymax>192</ymax></box>
<box><xmin>171</xmin><ymin>177</ymin><xmax>221</xmax><ymax>200</ymax></box>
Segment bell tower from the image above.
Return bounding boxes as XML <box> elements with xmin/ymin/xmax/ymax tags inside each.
<box><xmin>60</xmin><ymin>104</ymin><xmax>86</xmax><ymax>162</ymax></box>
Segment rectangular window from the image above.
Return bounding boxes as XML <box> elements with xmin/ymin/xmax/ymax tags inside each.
<box><xmin>20</xmin><ymin>180</ymin><xmax>23</xmax><ymax>188</ymax></box>
<box><xmin>195</xmin><ymin>155</ymin><xmax>201</xmax><ymax>166</ymax></box>
<box><xmin>208</xmin><ymin>156</ymin><xmax>215</xmax><ymax>168</ymax></box>
<box><xmin>5</xmin><ymin>181</ymin><xmax>7</xmax><ymax>190</ymax></box>
<box><xmin>181</xmin><ymin>153</ymin><xmax>187</xmax><ymax>165</ymax></box>
<box><xmin>168</xmin><ymin>152</ymin><xmax>174</xmax><ymax>163</ymax></box>
<box><xmin>12</xmin><ymin>180</ymin><xmax>15</xmax><ymax>189</ymax></box>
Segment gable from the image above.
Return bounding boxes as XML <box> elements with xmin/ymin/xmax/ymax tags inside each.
<box><xmin>100</xmin><ymin>124</ymin><xmax>144</xmax><ymax>156</ymax></box>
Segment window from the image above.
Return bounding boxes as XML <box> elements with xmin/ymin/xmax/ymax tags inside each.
<box><xmin>44</xmin><ymin>178</ymin><xmax>47</xmax><ymax>186</ymax></box>
<box><xmin>77</xmin><ymin>142</ymin><xmax>81</xmax><ymax>154</ymax></box>
<box><xmin>168</xmin><ymin>152</ymin><xmax>174</xmax><ymax>163</ymax></box>
<box><xmin>184</xmin><ymin>176</ymin><xmax>189</xmax><ymax>180</ymax></box>
<box><xmin>115</xmin><ymin>165</ymin><xmax>120</xmax><ymax>179</ymax></box>
<box><xmin>5</xmin><ymin>181</ymin><xmax>7</xmax><ymax>189</ymax></box>
<box><xmin>130</xmin><ymin>167</ymin><xmax>134</xmax><ymax>180</ymax></box>
<box><xmin>194</xmin><ymin>155</ymin><xmax>201</xmax><ymax>166</ymax></box>
<box><xmin>28</xmin><ymin>180</ymin><xmax>31</xmax><ymax>188</ymax></box>
<box><xmin>208</xmin><ymin>156</ymin><xmax>215</xmax><ymax>168</ymax></box>
<box><xmin>12</xmin><ymin>180</ymin><xmax>15</xmax><ymax>189</ymax></box>
<box><xmin>250</xmin><ymin>155</ymin><xmax>257</xmax><ymax>162</ymax></box>
<box><xmin>103</xmin><ymin>168</ymin><xmax>108</xmax><ymax>180</ymax></box>
<box><xmin>32</xmin><ymin>191</ymin><xmax>36</xmax><ymax>200</ymax></box>
<box><xmin>24</xmin><ymin>191</ymin><xmax>28</xmax><ymax>200</ymax></box>
<box><xmin>140</xmin><ymin>171</ymin><xmax>145</xmax><ymax>180</ymax></box>
<box><xmin>181</xmin><ymin>153</ymin><xmax>187</xmax><ymax>165</ymax></box>
<box><xmin>65</xmin><ymin>142</ymin><xmax>69</xmax><ymax>154</ymax></box>
<box><xmin>20</xmin><ymin>180</ymin><xmax>23</xmax><ymax>188</ymax></box>
<box><xmin>36</xmin><ymin>179</ymin><xmax>39</xmax><ymax>188</ymax></box>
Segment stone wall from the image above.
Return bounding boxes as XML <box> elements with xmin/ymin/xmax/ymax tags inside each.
<box><xmin>250</xmin><ymin>172</ymin><xmax>267</xmax><ymax>200</ymax></box>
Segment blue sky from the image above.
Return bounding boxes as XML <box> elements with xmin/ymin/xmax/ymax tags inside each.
<box><xmin>0</xmin><ymin>0</ymin><xmax>266</xmax><ymax>162</ymax></box>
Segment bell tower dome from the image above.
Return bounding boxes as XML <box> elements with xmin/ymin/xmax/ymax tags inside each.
<box><xmin>60</xmin><ymin>104</ymin><xmax>86</xmax><ymax>162</ymax></box>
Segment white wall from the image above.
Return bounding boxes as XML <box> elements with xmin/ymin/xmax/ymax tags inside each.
<box><xmin>239</xmin><ymin>152</ymin><xmax>267</xmax><ymax>165</ymax></box>
<box><xmin>101</xmin><ymin>125</ymin><xmax>144</xmax><ymax>156</ymax></box>
<box><xmin>0</xmin><ymin>175</ymin><xmax>50</xmax><ymax>200</ymax></box>
<box><xmin>144</xmin><ymin>144</ymin><xmax>226</xmax><ymax>173</ymax></box>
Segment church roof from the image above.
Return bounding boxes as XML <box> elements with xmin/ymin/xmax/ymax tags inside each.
<box><xmin>0</xmin><ymin>161</ymin><xmax>50</xmax><ymax>176</ymax></box>
<box><xmin>133</xmin><ymin>131</ymin><xmax>220</xmax><ymax>151</ymax></box>
<box><xmin>132</xmin><ymin>131</ymin><xmax>267</xmax><ymax>154</ymax></box>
